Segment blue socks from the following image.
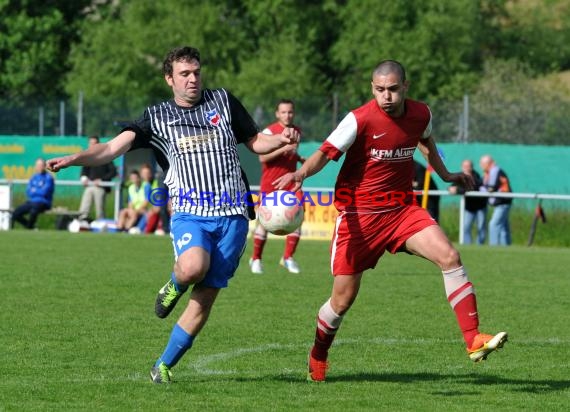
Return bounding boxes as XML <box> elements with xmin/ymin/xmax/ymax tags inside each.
<box><xmin>171</xmin><ymin>272</ymin><xmax>189</xmax><ymax>293</ymax></box>
<box><xmin>156</xmin><ymin>323</ymin><xmax>195</xmax><ymax>368</ymax></box>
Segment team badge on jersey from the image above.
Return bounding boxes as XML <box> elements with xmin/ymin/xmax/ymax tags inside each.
<box><xmin>205</xmin><ymin>109</ymin><xmax>221</xmax><ymax>126</ymax></box>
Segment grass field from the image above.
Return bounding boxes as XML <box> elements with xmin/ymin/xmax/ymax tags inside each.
<box><xmin>1</xmin><ymin>231</ymin><xmax>569</xmax><ymax>411</ymax></box>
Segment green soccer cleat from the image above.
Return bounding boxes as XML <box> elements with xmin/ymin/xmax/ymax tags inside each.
<box><xmin>150</xmin><ymin>362</ymin><xmax>172</xmax><ymax>384</ymax></box>
<box><xmin>155</xmin><ymin>279</ymin><xmax>185</xmax><ymax>319</ymax></box>
<box><xmin>467</xmin><ymin>331</ymin><xmax>508</xmax><ymax>362</ymax></box>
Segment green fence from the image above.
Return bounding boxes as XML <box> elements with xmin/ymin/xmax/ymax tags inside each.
<box><xmin>3</xmin><ymin>136</ymin><xmax>569</xmax><ymax>209</ymax></box>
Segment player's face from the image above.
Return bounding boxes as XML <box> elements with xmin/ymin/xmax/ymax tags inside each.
<box><xmin>371</xmin><ymin>72</ymin><xmax>409</xmax><ymax>117</ymax></box>
<box><xmin>275</xmin><ymin>103</ymin><xmax>295</xmax><ymax>127</ymax></box>
<box><xmin>166</xmin><ymin>58</ymin><xmax>202</xmax><ymax>107</ymax></box>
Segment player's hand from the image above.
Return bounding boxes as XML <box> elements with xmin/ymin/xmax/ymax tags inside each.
<box><xmin>281</xmin><ymin>127</ymin><xmax>300</xmax><ymax>145</ymax></box>
<box><xmin>273</xmin><ymin>171</ymin><xmax>303</xmax><ymax>192</ymax></box>
<box><xmin>47</xmin><ymin>156</ymin><xmax>73</xmax><ymax>172</ymax></box>
<box><xmin>448</xmin><ymin>172</ymin><xmax>475</xmax><ymax>191</ymax></box>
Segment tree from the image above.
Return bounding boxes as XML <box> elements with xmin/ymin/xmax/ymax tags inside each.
<box><xmin>0</xmin><ymin>0</ymin><xmax>93</xmax><ymax>101</ymax></box>
<box><xmin>330</xmin><ymin>0</ymin><xmax>498</xmax><ymax>106</ymax></box>
<box><xmin>469</xmin><ymin>59</ymin><xmax>570</xmax><ymax>144</ymax></box>
<box><xmin>65</xmin><ymin>0</ymin><xmax>258</xmax><ymax>134</ymax></box>
<box><xmin>499</xmin><ymin>0</ymin><xmax>570</xmax><ymax>73</ymax></box>
<box><xmin>65</xmin><ymin>0</ymin><xmax>336</xmax><ymax>135</ymax></box>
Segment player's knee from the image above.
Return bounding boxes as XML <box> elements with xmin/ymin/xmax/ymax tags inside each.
<box><xmin>175</xmin><ymin>261</ymin><xmax>208</xmax><ymax>284</ymax></box>
<box><xmin>254</xmin><ymin>223</ymin><xmax>267</xmax><ymax>238</ymax></box>
<box><xmin>331</xmin><ymin>295</ymin><xmax>356</xmax><ymax>315</ymax></box>
<box><xmin>439</xmin><ymin>247</ymin><xmax>461</xmax><ymax>270</ymax></box>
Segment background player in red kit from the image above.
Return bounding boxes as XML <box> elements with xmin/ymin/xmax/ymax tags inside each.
<box><xmin>275</xmin><ymin>60</ymin><xmax>507</xmax><ymax>382</ymax></box>
<box><xmin>249</xmin><ymin>99</ymin><xmax>305</xmax><ymax>274</ymax></box>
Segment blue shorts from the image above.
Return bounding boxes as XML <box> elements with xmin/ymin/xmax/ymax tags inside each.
<box><xmin>170</xmin><ymin>213</ymin><xmax>248</xmax><ymax>288</ymax></box>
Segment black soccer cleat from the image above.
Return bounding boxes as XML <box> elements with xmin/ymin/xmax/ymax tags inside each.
<box><xmin>155</xmin><ymin>279</ymin><xmax>185</xmax><ymax>318</ymax></box>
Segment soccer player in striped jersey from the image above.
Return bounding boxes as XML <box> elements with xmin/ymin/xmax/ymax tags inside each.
<box><xmin>46</xmin><ymin>46</ymin><xmax>300</xmax><ymax>384</ymax></box>
<box><xmin>249</xmin><ymin>99</ymin><xmax>305</xmax><ymax>274</ymax></box>
<box><xmin>275</xmin><ymin>60</ymin><xmax>507</xmax><ymax>382</ymax></box>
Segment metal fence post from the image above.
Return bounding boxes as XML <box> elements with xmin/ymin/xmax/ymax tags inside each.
<box><xmin>459</xmin><ymin>195</ymin><xmax>465</xmax><ymax>245</ymax></box>
<box><xmin>113</xmin><ymin>181</ymin><xmax>122</xmax><ymax>222</ymax></box>
<box><xmin>59</xmin><ymin>101</ymin><xmax>65</xmax><ymax>136</ymax></box>
<box><xmin>38</xmin><ymin>107</ymin><xmax>44</xmax><ymax>136</ymax></box>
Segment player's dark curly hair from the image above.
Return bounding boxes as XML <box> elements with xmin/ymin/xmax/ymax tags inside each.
<box><xmin>163</xmin><ymin>46</ymin><xmax>201</xmax><ymax>76</ymax></box>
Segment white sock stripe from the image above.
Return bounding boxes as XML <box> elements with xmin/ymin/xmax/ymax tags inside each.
<box><xmin>449</xmin><ymin>285</ymin><xmax>474</xmax><ymax>308</ymax></box>
<box><xmin>318</xmin><ymin>298</ymin><xmax>343</xmax><ymax>329</ymax></box>
<box><xmin>316</xmin><ymin>322</ymin><xmax>336</xmax><ymax>335</ymax></box>
<box><xmin>442</xmin><ymin>266</ymin><xmax>469</xmax><ymax>298</ymax></box>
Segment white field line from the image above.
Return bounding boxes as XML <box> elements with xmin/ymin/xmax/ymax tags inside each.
<box><xmin>189</xmin><ymin>336</ymin><xmax>569</xmax><ymax>376</ymax></box>
<box><xmin>28</xmin><ymin>336</ymin><xmax>566</xmax><ymax>382</ymax></box>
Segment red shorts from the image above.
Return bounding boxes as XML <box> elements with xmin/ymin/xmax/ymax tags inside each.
<box><xmin>330</xmin><ymin>205</ymin><xmax>437</xmax><ymax>275</ymax></box>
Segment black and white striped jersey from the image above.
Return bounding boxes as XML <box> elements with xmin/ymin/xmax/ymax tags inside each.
<box><xmin>124</xmin><ymin>88</ymin><xmax>259</xmax><ymax>217</ymax></box>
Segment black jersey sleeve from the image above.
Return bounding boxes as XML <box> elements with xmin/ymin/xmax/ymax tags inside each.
<box><xmin>121</xmin><ymin>109</ymin><xmax>154</xmax><ymax>151</ymax></box>
<box><xmin>227</xmin><ymin>92</ymin><xmax>259</xmax><ymax>144</ymax></box>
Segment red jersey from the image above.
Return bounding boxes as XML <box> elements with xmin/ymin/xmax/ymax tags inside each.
<box><xmin>259</xmin><ymin>122</ymin><xmax>302</xmax><ymax>193</ymax></box>
<box><xmin>319</xmin><ymin>99</ymin><xmax>432</xmax><ymax>212</ymax></box>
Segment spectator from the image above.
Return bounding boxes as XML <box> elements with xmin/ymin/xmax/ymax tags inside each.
<box><xmin>413</xmin><ymin>160</ymin><xmax>440</xmax><ymax>222</ymax></box>
<box><xmin>137</xmin><ymin>163</ymin><xmax>156</xmax><ymax>233</ymax></box>
<box><xmin>117</xmin><ymin>170</ymin><xmax>151</xmax><ymax>233</ymax></box>
<box><xmin>449</xmin><ymin>159</ymin><xmax>487</xmax><ymax>245</ymax></box>
<box><xmin>12</xmin><ymin>158</ymin><xmax>55</xmax><ymax>229</ymax></box>
<box><xmin>480</xmin><ymin>155</ymin><xmax>512</xmax><ymax>246</ymax></box>
<box><xmin>78</xmin><ymin>135</ymin><xmax>117</xmax><ymax>222</ymax></box>
<box><xmin>140</xmin><ymin>163</ymin><xmax>168</xmax><ymax>235</ymax></box>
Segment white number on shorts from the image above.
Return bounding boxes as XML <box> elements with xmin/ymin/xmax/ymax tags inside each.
<box><xmin>176</xmin><ymin>233</ymin><xmax>193</xmax><ymax>250</ymax></box>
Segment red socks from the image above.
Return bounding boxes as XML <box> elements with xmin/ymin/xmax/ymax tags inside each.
<box><xmin>310</xmin><ymin>299</ymin><xmax>343</xmax><ymax>361</ymax></box>
<box><xmin>283</xmin><ymin>232</ymin><xmax>300</xmax><ymax>259</ymax></box>
<box><xmin>443</xmin><ymin>267</ymin><xmax>480</xmax><ymax>347</ymax></box>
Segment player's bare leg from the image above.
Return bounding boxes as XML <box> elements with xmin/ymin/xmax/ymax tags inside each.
<box><xmin>177</xmin><ymin>286</ymin><xmax>220</xmax><ymax>335</ymax></box>
<box><xmin>124</xmin><ymin>210</ymin><xmax>140</xmax><ymax>231</ymax></box>
<box><xmin>151</xmin><ymin>247</ymin><xmax>213</xmax><ymax>383</ymax></box>
<box><xmin>151</xmin><ymin>286</ymin><xmax>219</xmax><ymax>383</ymax></box>
<box><xmin>116</xmin><ymin>208</ymin><xmax>128</xmax><ymax>231</ymax></box>
<box><xmin>155</xmin><ymin>246</ymin><xmax>209</xmax><ymax>318</ymax></box>
<box><xmin>405</xmin><ymin>225</ymin><xmax>507</xmax><ymax>361</ymax></box>
<box><xmin>308</xmin><ymin>273</ymin><xmax>362</xmax><ymax>382</ymax></box>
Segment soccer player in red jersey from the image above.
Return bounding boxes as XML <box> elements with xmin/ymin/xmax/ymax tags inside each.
<box><xmin>249</xmin><ymin>99</ymin><xmax>305</xmax><ymax>274</ymax></box>
<box><xmin>275</xmin><ymin>60</ymin><xmax>507</xmax><ymax>382</ymax></box>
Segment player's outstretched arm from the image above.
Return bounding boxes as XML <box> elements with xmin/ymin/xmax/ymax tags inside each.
<box><xmin>246</xmin><ymin>128</ymin><xmax>299</xmax><ymax>155</ymax></box>
<box><xmin>47</xmin><ymin>131</ymin><xmax>136</xmax><ymax>172</ymax></box>
<box><xmin>259</xmin><ymin>143</ymin><xmax>298</xmax><ymax>163</ymax></box>
<box><xmin>273</xmin><ymin>150</ymin><xmax>330</xmax><ymax>192</ymax></box>
<box><xmin>418</xmin><ymin>136</ymin><xmax>474</xmax><ymax>190</ymax></box>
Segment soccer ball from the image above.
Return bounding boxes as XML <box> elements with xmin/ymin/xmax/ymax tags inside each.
<box><xmin>257</xmin><ymin>190</ymin><xmax>304</xmax><ymax>235</ymax></box>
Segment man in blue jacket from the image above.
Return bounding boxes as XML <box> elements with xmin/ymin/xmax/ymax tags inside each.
<box><xmin>12</xmin><ymin>158</ymin><xmax>55</xmax><ymax>229</ymax></box>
